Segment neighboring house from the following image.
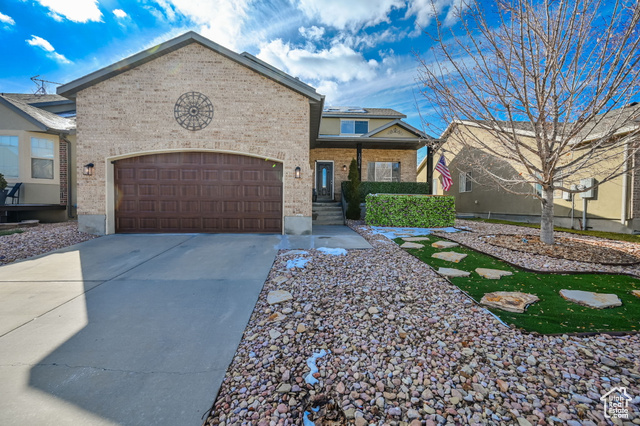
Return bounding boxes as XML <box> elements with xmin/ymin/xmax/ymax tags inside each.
<box><xmin>0</xmin><ymin>93</ymin><xmax>77</xmax><ymax>221</ymax></box>
<box><xmin>55</xmin><ymin>31</ymin><xmax>426</xmax><ymax>235</ymax></box>
<box><xmin>419</xmin><ymin>107</ymin><xmax>640</xmax><ymax>233</ymax></box>
<box><xmin>311</xmin><ymin>107</ymin><xmax>427</xmax><ymax>201</ymax></box>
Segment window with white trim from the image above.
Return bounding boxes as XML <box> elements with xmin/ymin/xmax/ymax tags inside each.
<box><xmin>0</xmin><ymin>136</ymin><xmax>19</xmax><ymax>178</ymax></box>
<box><xmin>368</xmin><ymin>162</ymin><xmax>401</xmax><ymax>182</ymax></box>
<box><xmin>459</xmin><ymin>171</ymin><xmax>472</xmax><ymax>192</ymax></box>
<box><xmin>341</xmin><ymin>119</ymin><xmax>368</xmax><ymax>135</ymax></box>
<box><xmin>31</xmin><ymin>137</ymin><xmax>54</xmax><ymax>179</ymax></box>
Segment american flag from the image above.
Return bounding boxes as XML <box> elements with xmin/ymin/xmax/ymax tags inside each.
<box><xmin>435</xmin><ymin>155</ymin><xmax>453</xmax><ymax>192</ymax></box>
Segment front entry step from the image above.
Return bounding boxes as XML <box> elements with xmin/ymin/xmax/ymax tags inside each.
<box><xmin>312</xmin><ymin>202</ymin><xmax>344</xmax><ymax>225</ymax></box>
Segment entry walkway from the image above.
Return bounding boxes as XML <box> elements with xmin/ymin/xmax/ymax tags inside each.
<box><xmin>0</xmin><ymin>227</ymin><xmax>369</xmax><ymax>425</ymax></box>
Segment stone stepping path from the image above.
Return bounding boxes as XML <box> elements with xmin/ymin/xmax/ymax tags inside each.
<box><xmin>476</xmin><ymin>268</ymin><xmax>513</xmax><ymax>279</ymax></box>
<box><xmin>480</xmin><ymin>291</ymin><xmax>539</xmax><ymax>313</ymax></box>
<box><xmin>560</xmin><ymin>289</ymin><xmax>622</xmax><ymax>309</ymax></box>
<box><xmin>402</xmin><ymin>237</ymin><xmax>430</xmax><ymax>242</ymax></box>
<box><xmin>431</xmin><ymin>241</ymin><xmax>459</xmax><ymax>249</ymax></box>
<box><xmin>437</xmin><ymin>267</ymin><xmax>470</xmax><ymax>277</ymax></box>
<box><xmin>432</xmin><ymin>252</ymin><xmax>467</xmax><ymax>263</ymax></box>
<box><xmin>400</xmin><ymin>242</ymin><xmax>424</xmax><ymax>249</ymax></box>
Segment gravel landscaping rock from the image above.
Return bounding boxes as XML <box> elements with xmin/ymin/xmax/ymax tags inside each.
<box><xmin>205</xmin><ymin>221</ymin><xmax>640</xmax><ymax>425</ymax></box>
<box><xmin>437</xmin><ymin>220</ymin><xmax>640</xmax><ymax>276</ymax></box>
<box><xmin>0</xmin><ymin>221</ymin><xmax>98</xmax><ymax>265</ymax></box>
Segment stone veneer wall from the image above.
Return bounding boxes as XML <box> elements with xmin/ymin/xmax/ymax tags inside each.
<box><xmin>76</xmin><ymin>42</ymin><xmax>312</xmax><ymax>234</ymax></box>
<box><xmin>310</xmin><ymin>148</ymin><xmax>417</xmax><ymax>201</ymax></box>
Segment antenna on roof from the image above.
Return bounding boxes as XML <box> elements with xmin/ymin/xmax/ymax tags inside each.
<box><xmin>30</xmin><ymin>75</ymin><xmax>61</xmax><ymax>96</ymax></box>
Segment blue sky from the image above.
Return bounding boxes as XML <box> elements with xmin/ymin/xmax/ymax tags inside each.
<box><xmin>0</xmin><ymin>0</ymin><xmax>470</xmax><ymax>146</ymax></box>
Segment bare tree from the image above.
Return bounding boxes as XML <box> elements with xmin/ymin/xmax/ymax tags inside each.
<box><xmin>418</xmin><ymin>0</ymin><xmax>640</xmax><ymax>244</ymax></box>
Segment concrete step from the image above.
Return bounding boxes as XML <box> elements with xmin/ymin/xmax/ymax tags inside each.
<box><xmin>313</xmin><ymin>202</ymin><xmax>342</xmax><ymax>207</ymax></box>
<box><xmin>312</xmin><ymin>206</ymin><xmax>343</xmax><ymax>213</ymax></box>
<box><xmin>313</xmin><ymin>219</ymin><xmax>345</xmax><ymax>225</ymax></box>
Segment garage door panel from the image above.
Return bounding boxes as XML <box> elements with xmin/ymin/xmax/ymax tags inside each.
<box><xmin>160</xmin><ymin>201</ymin><xmax>178</xmax><ymax>213</ymax></box>
<box><xmin>160</xmin><ymin>186</ymin><xmax>178</xmax><ymax>197</ymax></box>
<box><xmin>180</xmin><ymin>185</ymin><xmax>199</xmax><ymax>197</ymax></box>
<box><xmin>159</xmin><ymin>169</ymin><xmax>180</xmax><ymax>180</ymax></box>
<box><xmin>180</xmin><ymin>169</ymin><xmax>199</xmax><ymax>180</ymax></box>
<box><xmin>115</xmin><ymin>152</ymin><xmax>283</xmax><ymax>233</ymax></box>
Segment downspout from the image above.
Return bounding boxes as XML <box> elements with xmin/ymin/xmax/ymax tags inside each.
<box><xmin>621</xmin><ymin>141</ymin><xmax>629</xmax><ymax>226</ymax></box>
<box><xmin>61</xmin><ymin>135</ymin><xmax>73</xmax><ymax>219</ymax></box>
<box><xmin>582</xmin><ymin>198</ymin><xmax>587</xmax><ymax>230</ymax></box>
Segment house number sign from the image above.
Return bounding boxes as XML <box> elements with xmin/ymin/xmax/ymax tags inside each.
<box><xmin>174</xmin><ymin>92</ymin><xmax>214</xmax><ymax>131</ymax></box>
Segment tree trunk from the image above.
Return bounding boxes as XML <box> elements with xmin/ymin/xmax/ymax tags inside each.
<box><xmin>540</xmin><ymin>187</ymin><xmax>555</xmax><ymax>245</ymax></box>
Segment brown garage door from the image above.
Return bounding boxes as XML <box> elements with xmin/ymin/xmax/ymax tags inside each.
<box><xmin>114</xmin><ymin>152</ymin><xmax>283</xmax><ymax>233</ymax></box>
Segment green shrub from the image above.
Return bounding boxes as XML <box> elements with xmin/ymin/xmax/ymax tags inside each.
<box><xmin>365</xmin><ymin>194</ymin><xmax>455</xmax><ymax>227</ymax></box>
<box><xmin>345</xmin><ymin>159</ymin><xmax>361</xmax><ymax>220</ymax></box>
<box><xmin>341</xmin><ymin>181</ymin><xmax>430</xmax><ymax>203</ymax></box>
<box><xmin>0</xmin><ymin>173</ymin><xmax>6</xmax><ymax>191</ymax></box>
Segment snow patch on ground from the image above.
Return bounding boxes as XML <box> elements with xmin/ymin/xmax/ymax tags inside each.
<box><xmin>370</xmin><ymin>226</ymin><xmax>459</xmax><ymax>240</ymax></box>
<box><xmin>286</xmin><ymin>257</ymin><xmax>310</xmax><ymax>269</ymax></box>
<box><xmin>304</xmin><ymin>349</ymin><xmax>328</xmax><ymax>385</ymax></box>
<box><xmin>317</xmin><ymin>247</ymin><xmax>347</xmax><ymax>256</ymax></box>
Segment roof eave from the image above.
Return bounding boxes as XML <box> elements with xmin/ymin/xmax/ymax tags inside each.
<box><xmin>58</xmin><ymin>31</ymin><xmax>323</xmax><ymax>103</ymax></box>
<box><xmin>0</xmin><ymin>96</ymin><xmax>48</xmax><ymax>132</ymax></box>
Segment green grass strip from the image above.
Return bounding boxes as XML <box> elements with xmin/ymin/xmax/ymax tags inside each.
<box><xmin>397</xmin><ymin>235</ymin><xmax>640</xmax><ymax>334</ymax></box>
<box><xmin>0</xmin><ymin>229</ymin><xmax>24</xmax><ymax>237</ymax></box>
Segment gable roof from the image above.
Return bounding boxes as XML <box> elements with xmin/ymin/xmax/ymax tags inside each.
<box><xmin>0</xmin><ymin>94</ymin><xmax>75</xmax><ymax>133</ymax></box>
<box><xmin>57</xmin><ymin>31</ymin><xmax>323</xmax><ymax>103</ymax></box>
<box><xmin>363</xmin><ymin>119</ymin><xmax>426</xmax><ymax>138</ymax></box>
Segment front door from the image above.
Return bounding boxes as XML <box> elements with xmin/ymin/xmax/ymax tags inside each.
<box><xmin>316</xmin><ymin>162</ymin><xmax>333</xmax><ymax>201</ymax></box>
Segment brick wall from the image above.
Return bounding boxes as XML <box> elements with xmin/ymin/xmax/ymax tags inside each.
<box><xmin>59</xmin><ymin>136</ymin><xmax>67</xmax><ymax>206</ymax></box>
<box><xmin>76</xmin><ymin>43</ymin><xmax>312</xmax><ymax>224</ymax></box>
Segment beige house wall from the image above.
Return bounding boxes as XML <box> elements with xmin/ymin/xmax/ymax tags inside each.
<box><xmin>76</xmin><ymin>42</ymin><xmax>311</xmax><ymax>234</ymax></box>
<box><xmin>435</xmin><ymin>122</ymin><xmax>634</xmax><ymax>231</ymax></box>
<box><xmin>310</xmin><ymin>148</ymin><xmax>417</xmax><ymax>201</ymax></box>
<box><xmin>0</xmin><ymin>101</ymin><xmax>75</xmax><ymax>215</ymax></box>
<box><xmin>319</xmin><ymin>117</ymin><xmax>396</xmax><ymax>135</ymax></box>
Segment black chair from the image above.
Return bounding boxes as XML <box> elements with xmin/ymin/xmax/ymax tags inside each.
<box><xmin>6</xmin><ymin>183</ymin><xmax>21</xmax><ymax>204</ymax></box>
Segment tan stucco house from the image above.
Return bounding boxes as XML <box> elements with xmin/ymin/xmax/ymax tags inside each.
<box><xmin>419</xmin><ymin>111</ymin><xmax>640</xmax><ymax>233</ymax></box>
<box><xmin>0</xmin><ymin>93</ymin><xmax>77</xmax><ymax>221</ymax></box>
<box><xmin>50</xmin><ymin>32</ymin><xmax>425</xmax><ymax>235</ymax></box>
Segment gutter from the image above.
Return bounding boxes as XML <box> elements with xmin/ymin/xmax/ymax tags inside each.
<box><xmin>621</xmin><ymin>141</ymin><xmax>629</xmax><ymax>225</ymax></box>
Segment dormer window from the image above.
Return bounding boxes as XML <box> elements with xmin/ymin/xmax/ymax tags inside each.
<box><xmin>341</xmin><ymin>119</ymin><xmax>368</xmax><ymax>135</ymax></box>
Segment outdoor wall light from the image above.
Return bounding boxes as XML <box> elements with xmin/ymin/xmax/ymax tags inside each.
<box><xmin>342</xmin><ymin>165</ymin><xmax>347</xmax><ymax>172</ymax></box>
<box><xmin>83</xmin><ymin>163</ymin><xmax>95</xmax><ymax>176</ymax></box>
<box><xmin>295</xmin><ymin>166</ymin><xmax>301</xmax><ymax>179</ymax></box>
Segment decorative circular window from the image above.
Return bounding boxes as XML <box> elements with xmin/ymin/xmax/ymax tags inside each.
<box><xmin>174</xmin><ymin>92</ymin><xmax>214</xmax><ymax>131</ymax></box>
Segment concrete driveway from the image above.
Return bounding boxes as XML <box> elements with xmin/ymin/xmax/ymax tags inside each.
<box><xmin>0</xmin><ymin>234</ymin><xmax>285</xmax><ymax>425</ymax></box>
<box><xmin>0</xmin><ymin>228</ymin><xmax>371</xmax><ymax>425</ymax></box>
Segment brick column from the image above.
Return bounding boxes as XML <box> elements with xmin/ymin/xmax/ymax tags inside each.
<box><xmin>59</xmin><ymin>137</ymin><xmax>68</xmax><ymax>206</ymax></box>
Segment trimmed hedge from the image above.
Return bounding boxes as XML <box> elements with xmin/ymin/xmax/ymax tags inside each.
<box><xmin>365</xmin><ymin>194</ymin><xmax>455</xmax><ymax>228</ymax></box>
<box><xmin>341</xmin><ymin>181</ymin><xmax>430</xmax><ymax>203</ymax></box>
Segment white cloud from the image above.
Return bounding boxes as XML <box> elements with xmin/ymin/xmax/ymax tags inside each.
<box><xmin>333</xmin><ymin>27</ymin><xmax>405</xmax><ymax>49</ymax></box>
<box><xmin>258</xmin><ymin>39</ymin><xmax>378</xmax><ymax>83</ymax></box>
<box><xmin>299</xmin><ymin>25</ymin><xmax>325</xmax><ymax>41</ymax></box>
<box><xmin>35</xmin><ymin>0</ymin><xmax>102</xmax><ymax>23</ymax></box>
<box><xmin>154</xmin><ymin>0</ymin><xmax>251</xmax><ymax>50</ymax></box>
<box><xmin>294</xmin><ymin>0</ymin><xmax>404</xmax><ymax>31</ymax></box>
<box><xmin>26</xmin><ymin>35</ymin><xmax>72</xmax><ymax>64</ymax></box>
<box><xmin>113</xmin><ymin>9</ymin><xmax>127</xmax><ymax>19</ymax></box>
<box><xmin>27</xmin><ymin>35</ymin><xmax>55</xmax><ymax>52</ymax></box>
<box><xmin>48</xmin><ymin>12</ymin><xmax>64</xmax><ymax>22</ymax></box>
<box><xmin>0</xmin><ymin>11</ymin><xmax>15</xmax><ymax>25</ymax></box>
<box><xmin>405</xmin><ymin>0</ymin><xmax>464</xmax><ymax>36</ymax></box>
